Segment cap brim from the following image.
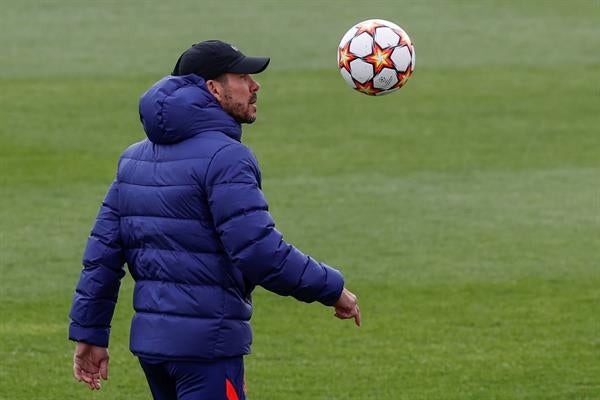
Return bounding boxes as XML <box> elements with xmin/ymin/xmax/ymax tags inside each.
<box><xmin>228</xmin><ymin>56</ymin><xmax>270</xmax><ymax>75</ymax></box>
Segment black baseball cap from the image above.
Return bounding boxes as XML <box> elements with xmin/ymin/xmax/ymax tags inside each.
<box><xmin>172</xmin><ymin>40</ymin><xmax>270</xmax><ymax>80</ymax></box>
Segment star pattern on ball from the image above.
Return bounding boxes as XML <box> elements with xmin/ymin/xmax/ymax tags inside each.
<box><xmin>397</xmin><ymin>71</ymin><xmax>411</xmax><ymax>88</ymax></box>
<box><xmin>338</xmin><ymin>42</ymin><xmax>356</xmax><ymax>71</ymax></box>
<box><xmin>353</xmin><ymin>80</ymin><xmax>382</xmax><ymax>96</ymax></box>
<box><xmin>394</xmin><ymin>29</ymin><xmax>412</xmax><ymax>47</ymax></box>
<box><xmin>365</xmin><ymin>43</ymin><xmax>395</xmax><ymax>75</ymax></box>
<box><xmin>355</xmin><ymin>20</ymin><xmax>383</xmax><ymax>36</ymax></box>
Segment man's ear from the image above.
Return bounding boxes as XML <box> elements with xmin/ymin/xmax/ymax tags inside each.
<box><xmin>206</xmin><ymin>79</ymin><xmax>223</xmax><ymax>102</ymax></box>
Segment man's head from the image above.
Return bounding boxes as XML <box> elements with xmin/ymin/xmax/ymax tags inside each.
<box><xmin>205</xmin><ymin>73</ymin><xmax>260</xmax><ymax>124</ymax></box>
<box><xmin>172</xmin><ymin>40</ymin><xmax>269</xmax><ymax>124</ymax></box>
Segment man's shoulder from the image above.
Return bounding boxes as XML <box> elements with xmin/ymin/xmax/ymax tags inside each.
<box><xmin>206</xmin><ymin>137</ymin><xmax>261</xmax><ymax>185</ymax></box>
<box><xmin>211</xmin><ymin>138</ymin><xmax>256</xmax><ymax>164</ymax></box>
<box><xmin>181</xmin><ymin>131</ymin><xmax>257</xmax><ymax>167</ymax></box>
<box><xmin>120</xmin><ymin>138</ymin><xmax>149</xmax><ymax>160</ymax></box>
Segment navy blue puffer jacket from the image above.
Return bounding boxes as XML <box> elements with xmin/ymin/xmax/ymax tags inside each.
<box><xmin>69</xmin><ymin>74</ymin><xmax>345</xmax><ymax>360</ymax></box>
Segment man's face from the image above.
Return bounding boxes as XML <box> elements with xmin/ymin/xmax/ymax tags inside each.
<box><xmin>208</xmin><ymin>73</ymin><xmax>261</xmax><ymax>124</ymax></box>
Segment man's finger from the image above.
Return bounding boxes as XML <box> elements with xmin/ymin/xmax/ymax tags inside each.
<box><xmin>354</xmin><ymin>305</ymin><xmax>361</xmax><ymax>327</ymax></box>
<box><xmin>100</xmin><ymin>359</ymin><xmax>109</xmax><ymax>381</ymax></box>
<box><xmin>73</xmin><ymin>364</ymin><xmax>82</xmax><ymax>381</ymax></box>
<box><xmin>78</xmin><ymin>368</ymin><xmax>95</xmax><ymax>384</ymax></box>
<box><xmin>87</xmin><ymin>376</ymin><xmax>100</xmax><ymax>390</ymax></box>
<box><xmin>80</xmin><ymin>372</ymin><xmax>92</xmax><ymax>383</ymax></box>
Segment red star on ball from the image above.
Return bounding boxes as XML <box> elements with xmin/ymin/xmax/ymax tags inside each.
<box><xmin>355</xmin><ymin>20</ymin><xmax>383</xmax><ymax>36</ymax></box>
<box><xmin>354</xmin><ymin>80</ymin><xmax>382</xmax><ymax>96</ymax></box>
<box><xmin>365</xmin><ymin>43</ymin><xmax>395</xmax><ymax>74</ymax></box>
<box><xmin>338</xmin><ymin>42</ymin><xmax>356</xmax><ymax>71</ymax></box>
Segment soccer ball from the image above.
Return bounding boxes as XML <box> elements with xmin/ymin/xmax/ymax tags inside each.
<box><xmin>338</xmin><ymin>19</ymin><xmax>415</xmax><ymax>96</ymax></box>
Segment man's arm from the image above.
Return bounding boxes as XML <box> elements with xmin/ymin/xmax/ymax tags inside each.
<box><xmin>205</xmin><ymin>144</ymin><xmax>360</xmax><ymax>324</ymax></box>
<box><xmin>69</xmin><ymin>179</ymin><xmax>126</xmax><ymax>389</ymax></box>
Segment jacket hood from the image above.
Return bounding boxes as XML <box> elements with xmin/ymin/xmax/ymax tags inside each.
<box><xmin>139</xmin><ymin>74</ymin><xmax>241</xmax><ymax>144</ymax></box>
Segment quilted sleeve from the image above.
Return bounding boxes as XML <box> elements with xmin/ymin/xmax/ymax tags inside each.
<box><xmin>205</xmin><ymin>144</ymin><xmax>344</xmax><ymax>306</ymax></box>
<box><xmin>69</xmin><ymin>179</ymin><xmax>126</xmax><ymax>347</ymax></box>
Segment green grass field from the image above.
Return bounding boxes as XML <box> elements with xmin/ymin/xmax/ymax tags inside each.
<box><xmin>1</xmin><ymin>1</ymin><xmax>599</xmax><ymax>399</ymax></box>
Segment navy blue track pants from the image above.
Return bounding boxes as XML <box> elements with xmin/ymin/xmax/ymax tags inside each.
<box><xmin>138</xmin><ymin>356</ymin><xmax>245</xmax><ymax>400</ymax></box>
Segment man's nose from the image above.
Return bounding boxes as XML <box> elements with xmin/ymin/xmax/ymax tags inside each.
<box><xmin>250</xmin><ymin>76</ymin><xmax>260</xmax><ymax>92</ymax></box>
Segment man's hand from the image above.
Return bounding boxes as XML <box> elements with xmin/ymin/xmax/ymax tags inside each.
<box><xmin>333</xmin><ymin>287</ymin><xmax>361</xmax><ymax>326</ymax></box>
<box><xmin>73</xmin><ymin>342</ymin><xmax>109</xmax><ymax>390</ymax></box>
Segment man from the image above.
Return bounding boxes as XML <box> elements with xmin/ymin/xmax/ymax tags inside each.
<box><xmin>69</xmin><ymin>40</ymin><xmax>360</xmax><ymax>400</ymax></box>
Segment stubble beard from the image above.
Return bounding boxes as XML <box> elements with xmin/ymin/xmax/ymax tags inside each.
<box><xmin>223</xmin><ymin>91</ymin><xmax>256</xmax><ymax>124</ymax></box>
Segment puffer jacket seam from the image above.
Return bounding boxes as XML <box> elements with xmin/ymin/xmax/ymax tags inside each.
<box><xmin>70</xmin><ymin>321</ymin><xmax>113</xmax><ymax>329</ymax></box>
<box><xmin>289</xmin><ymin>257</ymin><xmax>312</xmax><ymax>295</ymax></box>
<box><xmin>214</xmin><ymin>287</ymin><xmax>226</xmax><ymax>358</ymax></box>
<box><xmin>120</xmin><ymin>156</ymin><xmax>210</xmax><ymax>164</ymax></box>
<box><xmin>136</xmin><ymin>279</ymin><xmax>233</xmax><ymax>288</ymax></box>
<box><xmin>121</xmin><ymin>215</ymin><xmax>212</xmax><ymax>224</ymax></box>
<box><xmin>215</xmin><ymin>206</ymin><xmax>269</xmax><ymax>227</ymax></box>
<box><xmin>89</xmin><ymin>232</ymin><xmax>120</xmax><ymax>248</ymax></box>
<box><xmin>202</xmin><ymin>142</ymin><xmax>237</xmax><ymax>191</ymax></box>
<box><xmin>119</xmin><ymin>182</ymin><xmax>199</xmax><ymax>188</ymax></box>
<box><xmin>230</xmin><ymin>224</ymin><xmax>274</xmax><ymax>257</ymax></box>
<box><xmin>206</xmin><ymin>181</ymin><xmax>256</xmax><ymax>188</ymax></box>
<box><xmin>74</xmin><ymin>289</ymin><xmax>119</xmax><ymax>302</ymax></box>
<box><xmin>134</xmin><ymin>309</ymin><xmax>243</xmax><ymax>320</ymax></box>
<box><xmin>127</xmin><ymin>247</ymin><xmax>224</xmax><ymax>255</ymax></box>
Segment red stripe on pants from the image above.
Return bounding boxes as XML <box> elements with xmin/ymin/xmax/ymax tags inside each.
<box><xmin>226</xmin><ymin>378</ymin><xmax>239</xmax><ymax>400</ymax></box>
